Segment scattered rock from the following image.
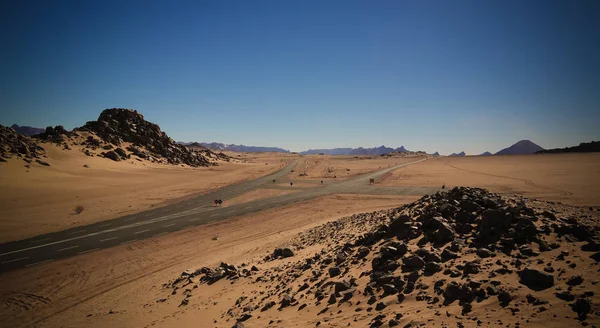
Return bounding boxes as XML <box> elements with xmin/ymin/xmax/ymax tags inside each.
<box><xmin>519</xmin><ymin>268</ymin><xmax>554</xmax><ymax>290</ymax></box>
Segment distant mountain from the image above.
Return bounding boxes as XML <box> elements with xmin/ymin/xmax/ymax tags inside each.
<box><xmin>198</xmin><ymin>142</ymin><xmax>290</xmax><ymax>153</ymax></box>
<box><xmin>480</xmin><ymin>151</ymin><xmax>492</xmax><ymax>156</ymax></box>
<box><xmin>536</xmin><ymin>141</ymin><xmax>600</xmax><ymax>154</ymax></box>
<box><xmin>432</xmin><ymin>152</ymin><xmax>440</xmax><ymax>157</ymax></box>
<box><xmin>301</xmin><ymin>145</ymin><xmax>409</xmax><ymax>156</ymax></box>
<box><xmin>495</xmin><ymin>140</ymin><xmax>544</xmax><ymax>155</ymax></box>
<box><xmin>185</xmin><ymin>142</ymin><xmax>208</xmax><ymax>149</ymax></box>
<box><xmin>300</xmin><ymin>148</ymin><xmax>354</xmax><ymax>155</ymax></box>
<box><xmin>10</xmin><ymin>124</ymin><xmax>45</xmax><ymax>136</ymax></box>
<box><xmin>449</xmin><ymin>151</ymin><xmax>466</xmax><ymax>157</ymax></box>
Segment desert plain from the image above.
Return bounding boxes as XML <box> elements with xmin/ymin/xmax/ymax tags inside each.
<box><xmin>0</xmin><ymin>148</ymin><xmax>599</xmax><ymax>328</ymax></box>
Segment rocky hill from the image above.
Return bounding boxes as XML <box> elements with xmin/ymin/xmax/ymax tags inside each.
<box><xmin>163</xmin><ymin>187</ymin><xmax>600</xmax><ymax>327</ymax></box>
<box><xmin>0</xmin><ymin>125</ymin><xmax>46</xmax><ymax>163</ymax></box>
<box><xmin>300</xmin><ymin>148</ymin><xmax>354</xmax><ymax>155</ymax></box>
<box><xmin>76</xmin><ymin>108</ymin><xmax>229</xmax><ymax>166</ymax></box>
<box><xmin>449</xmin><ymin>151</ymin><xmax>466</xmax><ymax>157</ymax></box>
<box><xmin>536</xmin><ymin>141</ymin><xmax>600</xmax><ymax>154</ymax></box>
<box><xmin>495</xmin><ymin>140</ymin><xmax>544</xmax><ymax>155</ymax></box>
<box><xmin>301</xmin><ymin>146</ymin><xmax>410</xmax><ymax>156</ymax></box>
<box><xmin>480</xmin><ymin>151</ymin><xmax>492</xmax><ymax>156</ymax></box>
<box><xmin>10</xmin><ymin>124</ymin><xmax>45</xmax><ymax>136</ymax></box>
<box><xmin>197</xmin><ymin>142</ymin><xmax>290</xmax><ymax>153</ymax></box>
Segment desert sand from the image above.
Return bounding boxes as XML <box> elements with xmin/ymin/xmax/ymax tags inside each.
<box><xmin>380</xmin><ymin>153</ymin><xmax>600</xmax><ymax>207</ymax></box>
<box><xmin>0</xmin><ymin>193</ymin><xmax>418</xmax><ymax>328</ymax></box>
<box><xmin>0</xmin><ymin>152</ymin><xmax>599</xmax><ymax>328</ymax></box>
<box><xmin>0</xmin><ymin>143</ymin><xmax>294</xmax><ymax>242</ymax></box>
<box><xmin>290</xmin><ymin>155</ymin><xmax>425</xmax><ymax>181</ymax></box>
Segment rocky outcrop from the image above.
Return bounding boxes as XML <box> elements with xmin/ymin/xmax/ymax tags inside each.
<box><xmin>162</xmin><ymin>187</ymin><xmax>600</xmax><ymax>326</ymax></box>
<box><xmin>0</xmin><ymin>125</ymin><xmax>46</xmax><ymax>160</ymax></box>
<box><xmin>76</xmin><ymin>108</ymin><xmax>228</xmax><ymax>167</ymax></box>
<box><xmin>33</xmin><ymin>125</ymin><xmax>76</xmax><ymax>148</ymax></box>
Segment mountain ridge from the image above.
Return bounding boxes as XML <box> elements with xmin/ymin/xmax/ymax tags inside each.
<box><xmin>536</xmin><ymin>141</ymin><xmax>600</xmax><ymax>154</ymax></box>
<box><xmin>10</xmin><ymin>124</ymin><xmax>45</xmax><ymax>136</ymax></box>
<box><xmin>301</xmin><ymin>145</ymin><xmax>409</xmax><ymax>155</ymax></box>
<box><xmin>192</xmin><ymin>142</ymin><xmax>290</xmax><ymax>153</ymax></box>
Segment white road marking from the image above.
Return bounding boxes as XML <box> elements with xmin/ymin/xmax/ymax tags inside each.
<box><xmin>78</xmin><ymin>248</ymin><xmax>99</xmax><ymax>255</ymax></box>
<box><xmin>227</xmin><ymin>210</ymin><xmax>236</xmax><ymax>214</ymax></box>
<box><xmin>30</xmin><ymin>238</ymin><xmax>50</xmax><ymax>244</ymax></box>
<box><xmin>153</xmin><ymin>232</ymin><xmax>169</xmax><ymax>237</ymax></box>
<box><xmin>133</xmin><ymin>229</ymin><xmax>150</xmax><ymax>235</ymax></box>
<box><xmin>100</xmin><ymin>236</ymin><xmax>118</xmax><ymax>242</ymax></box>
<box><xmin>245</xmin><ymin>205</ymin><xmax>253</xmax><ymax>209</ymax></box>
<box><xmin>210</xmin><ymin>213</ymin><xmax>219</xmax><ymax>217</ymax></box>
<box><xmin>144</xmin><ymin>213</ymin><xmax>153</xmax><ymax>217</ymax></box>
<box><xmin>68</xmin><ymin>230</ymin><xmax>86</xmax><ymax>235</ymax></box>
<box><xmin>57</xmin><ymin>245</ymin><xmax>80</xmax><ymax>252</ymax></box>
<box><xmin>162</xmin><ymin>223</ymin><xmax>176</xmax><ymax>228</ymax></box>
<box><xmin>124</xmin><ymin>216</ymin><xmax>138</xmax><ymax>222</ymax></box>
<box><xmin>120</xmin><ymin>239</ymin><xmax>138</xmax><ymax>245</ymax></box>
<box><xmin>161</xmin><ymin>208</ymin><xmax>170</xmax><ymax>213</ymax></box>
<box><xmin>99</xmin><ymin>223</ymin><xmax>112</xmax><ymax>227</ymax></box>
<box><xmin>26</xmin><ymin>259</ymin><xmax>54</xmax><ymax>267</ymax></box>
<box><xmin>1</xmin><ymin>257</ymin><xmax>29</xmax><ymax>264</ymax></box>
<box><xmin>188</xmin><ymin>218</ymin><xmax>200</xmax><ymax>222</ymax></box>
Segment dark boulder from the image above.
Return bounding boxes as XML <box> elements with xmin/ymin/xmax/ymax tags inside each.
<box><xmin>519</xmin><ymin>268</ymin><xmax>554</xmax><ymax>290</ymax></box>
<box><xmin>402</xmin><ymin>255</ymin><xmax>425</xmax><ymax>271</ymax></box>
<box><xmin>566</xmin><ymin>275</ymin><xmax>584</xmax><ymax>286</ymax></box>
<box><xmin>479</xmin><ymin>209</ymin><xmax>513</xmax><ymax>243</ymax></box>
<box><xmin>103</xmin><ymin>151</ymin><xmax>120</xmax><ymax>161</ymax></box>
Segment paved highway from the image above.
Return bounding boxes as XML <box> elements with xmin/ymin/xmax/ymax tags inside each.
<box><xmin>0</xmin><ymin>158</ymin><xmax>438</xmax><ymax>273</ymax></box>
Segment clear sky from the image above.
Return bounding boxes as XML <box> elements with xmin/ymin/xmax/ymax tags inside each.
<box><xmin>1</xmin><ymin>0</ymin><xmax>599</xmax><ymax>154</ymax></box>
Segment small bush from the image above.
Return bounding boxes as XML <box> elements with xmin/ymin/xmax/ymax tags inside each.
<box><xmin>74</xmin><ymin>205</ymin><xmax>85</xmax><ymax>214</ymax></box>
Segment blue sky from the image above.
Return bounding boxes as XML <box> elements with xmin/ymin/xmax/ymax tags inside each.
<box><xmin>1</xmin><ymin>0</ymin><xmax>599</xmax><ymax>154</ymax></box>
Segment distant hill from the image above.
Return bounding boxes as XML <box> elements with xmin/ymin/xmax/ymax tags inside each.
<box><xmin>536</xmin><ymin>141</ymin><xmax>600</xmax><ymax>154</ymax></box>
<box><xmin>432</xmin><ymin>152</ymin><xmax>440</xmax><ymax>157</ymax></box>
<box><xmin>10</xmin><ymin>124</ymin><xmax>45</xmax><ymax>136</ymax></box>
<box><xmin>449</xmin><ymin>151</ymin><xmax>466</xmax><ymax>157</ymax></box>
<box><xmin>301</xmin><ymin>145</ymin><xmax>409</xmax><ymax>155</ymax></box>
<box><xmin>185</xmin><ymin>142</ymin><xmax>208</xmax><ymax>149</ymax></box>
<box><xmin>300</xmin><ymin>148</ymin><xmax>354</xmax><ymax>155</ymax></box>
<box><xmin>480</xmin><ymin>151</ymin><xmax>492</xmax><ymax>156</ymax></box>
<box><xmin>495</xmin><ymin>140</ymin><xmax>544</xmax><ymax>155</ymax></box>
<box><xmin>198</xmin><ymin>142</ymin><xmax>290</xmax><ymax>153</ymax></box>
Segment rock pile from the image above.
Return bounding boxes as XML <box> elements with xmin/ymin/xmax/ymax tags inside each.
<box><xmin>33</xmin><ymin>125</ymin><xmax>76</xmax><ymax>148</ymax></box>
<box><xmin>76</xmin><ymin>108</ymin><xmax>228</xmax><ymax>166</ymax></box>
<box><xmin>163</xmin><ymin>187</ymin><xmax>600</xmax><ymax>327</ymax></box>
<box><xmin>0</xmin><ymin>125</ymin><xmax>46</xmax><ymax>161</ymax></box>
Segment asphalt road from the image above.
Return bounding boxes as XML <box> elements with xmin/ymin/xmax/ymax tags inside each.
<box><xmin>0</xmin><ymin>158</ymin><xmax>438</xmax><ymax>274</ymax></box>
